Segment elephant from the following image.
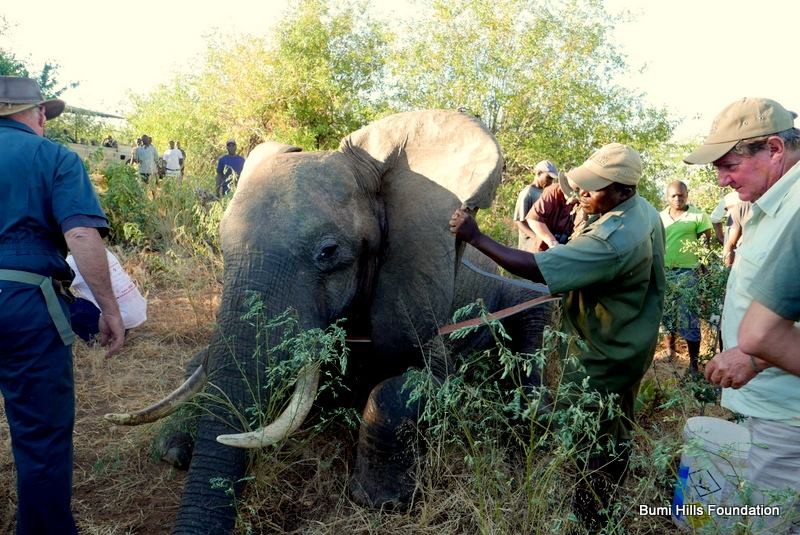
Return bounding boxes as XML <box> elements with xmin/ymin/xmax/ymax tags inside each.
<box><xmin>105</xmin><ymin>110</ymin><xmax>552</xmax><ymax>534</ymax></box>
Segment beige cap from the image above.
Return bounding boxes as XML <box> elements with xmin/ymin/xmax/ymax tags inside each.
<box><xmin>566</xmin><ymin>143</ymin><xmax>642</xmax><ymax>192</ymax></box>
<box><xmin>0</xmin><ymin>76</ymin><xmax>65</xmax><ymax>120</ymax></box>
<box><xmin>684</xmin><ymin>97</ymin><xmax>798</xmax><ymax>164</ymax></box>
<box><xmin>533</xmin><ymin>159</ymin><xmax>559</xmax><ymax>179</ymax></box>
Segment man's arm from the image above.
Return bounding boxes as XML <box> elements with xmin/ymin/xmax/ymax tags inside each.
<box><xmin>712</xmin><ymin>222</ymin><xmax>725</xmax><ymax>245</ymax></box>
<box><xmin>739</xmin><ymin>300</ymin><xmax>800</xmax><ymax>376</ymax></box>
<box><xmin>64</xmin><ymin>227</ymin><xmax>125</xmax><ymax>357</ymax></box>
<box><xmin>450</xmin><ymin>209</ymin><xmax>544</xmax><ymax>282</ymax></box>
<box><xmin>722</xmin><ymin>220</ymin><xmax>742</xmax><ymax>268</ymax></box>
<box><xmin>514</xmin><ymin>220</ymin><xmax>538</xmax><ymax>240</ymax></box>
<box><xmin>528</xmin><ymin>219</ymin><xmax>559</xmax><ymax>248</ymax></box>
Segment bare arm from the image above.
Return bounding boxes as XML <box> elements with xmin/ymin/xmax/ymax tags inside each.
<box><xmin>528</xmin><ymin>219</ymin><xmax>559</xmax><ymax>248</ymax></box>
<box><xmin>64</xmin><ymin>227</ymin><xmax>125</xmax><ymax>357</ymax></box>
<box><xmin>712</xmin><ymin>221</ymin><xmax>725</xmax><ymax>245</ymax></box>
<box><xmin>450</xmin><ymin>209</ymin><xmax>545</xmax><ymax>282</ymax></box>
<box><xmin>739</xmin><ymin>300</ymin><xmax>800</xmax><ymax>377</ymax></box>
<box><xmin>723</xmin><ymin>221</ymin><xmax>742</xmax><ymax>268</ymax></box>
<box><xmin>514</xmin><ymin>220</ymin><xmax>537</xmax><ymax>240</ymax></box>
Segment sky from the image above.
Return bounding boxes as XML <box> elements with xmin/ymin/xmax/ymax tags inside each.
<box><xmin>2</xmin><ymin>0</ymin><xmax>799</xmax><ymax>141</ymax></box>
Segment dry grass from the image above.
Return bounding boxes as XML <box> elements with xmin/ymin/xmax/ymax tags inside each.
<box><xmin>0</xmin><ymin>250</ymin><xmax>733</xmax><ymax>534</ymax></box>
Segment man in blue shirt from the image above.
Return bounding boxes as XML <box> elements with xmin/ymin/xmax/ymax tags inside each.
<box><xmin>0</xmin><ymin>76</ymin><xmax>125</xmax><ymax>534</ymax></box>
<box><xmin>215</xmin><ymin>139</ymin><xmax>246</xmax><ymax>196</ymax></box>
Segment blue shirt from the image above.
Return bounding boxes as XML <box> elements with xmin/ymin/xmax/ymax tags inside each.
<box><xmin>217</xmin><ymin>154</ymin><xmax>246</xmax><ymax>177</ymax></box>
<box><xmin>0</xmin><ymin>118</ymin><xmax>108</xmax><ymax>278</ymax></box>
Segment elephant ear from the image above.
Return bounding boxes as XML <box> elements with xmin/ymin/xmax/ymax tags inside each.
<box><xmin>339</xmin><ymin>109</ymin><xmax>503</xmax><ymax>357</ymax></box>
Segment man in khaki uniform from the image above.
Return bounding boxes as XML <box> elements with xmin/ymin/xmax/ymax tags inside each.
<box><xmin>450</xmin><ymin>143</ymin><xmax>666</xmax><ymax>531</ymax></box>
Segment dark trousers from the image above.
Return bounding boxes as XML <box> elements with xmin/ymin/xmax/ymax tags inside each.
<box><xmin>0</xmin><ymin>284</ymin><xmax>78</xmax><ymax>535</ymax></box>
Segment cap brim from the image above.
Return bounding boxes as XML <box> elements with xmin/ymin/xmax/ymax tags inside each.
<box><xmin>566</xmin><ymin>165</ymin><xmax>614</xmax><ymax>192</ymax></box>
<box><xmin>43</xmin><ymin>99</ymin><xmax>65</xmax><ymax>120</ymax></box>
<box><xmin>558</xmin><ymin>172</ymin><xmax>574</xmax><ymax>196</ymax></box>
<box><xmin>683</xmin><ymin>140</ymin><xmax>737</xmax><ymax>165</ymax></box>
<box><xmin>546</xmin><ymin>171</ymin><xmax>558</xmax><ymax>179</ymax></box>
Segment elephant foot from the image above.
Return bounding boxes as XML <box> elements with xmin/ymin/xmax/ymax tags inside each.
<box><xmin>348</xmin><ymin>375</ymin><xmax>423</xmax><ymax>510</ymax></box>
<box><xmin>159</xmin><ymin>431</ymin><xmax>194</xmax><ymax>470</ymax></box>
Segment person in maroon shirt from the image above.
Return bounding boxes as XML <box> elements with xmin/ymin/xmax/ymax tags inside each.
<box><xmin>524</xmin><ymin>172</ymin><xmax>586</xmax><ymax>251</ymax></box>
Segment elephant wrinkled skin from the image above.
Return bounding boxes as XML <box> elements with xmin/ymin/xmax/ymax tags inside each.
<box><xmin>109</xmin><ymin>110</ymin><xmax>551</xmax><ymax>534</ymax></box>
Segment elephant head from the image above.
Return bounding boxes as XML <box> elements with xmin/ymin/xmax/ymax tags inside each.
<box><xmin>107</xmin><ymin>110</ymin><xmax>504</xmax><ymax>534</ymax></box>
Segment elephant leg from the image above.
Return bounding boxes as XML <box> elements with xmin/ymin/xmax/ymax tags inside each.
<box><xmin>349</xmin><ymin>372</ymin><xmax>425</xmax><ymax>509</ymax></box>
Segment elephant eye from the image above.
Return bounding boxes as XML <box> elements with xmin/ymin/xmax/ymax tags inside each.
<box><xmin>316</xmin><ymin>243</ymin><xmax>339</xmax><ymax>262</ymax></box>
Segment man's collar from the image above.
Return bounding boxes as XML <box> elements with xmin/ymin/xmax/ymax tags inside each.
<box><xmin>0</xmin><ymin>117</ymin><xmax>37</xmax><ymax>135</ymax></box>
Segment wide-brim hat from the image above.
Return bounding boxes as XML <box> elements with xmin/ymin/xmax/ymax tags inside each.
<box><xmin>684</xmin><ymin>97</ymin><xmax>798</xmax><ymax>164</ymax></box>
<box><xmin>0</xmin><ymin>76</ymin><xmax>65</xmax><ymax>120</ymax></box>
<box><xmin>566</xmin><ymin>143</ymin><xmax>642</xmax><ymax>192</ymax></box>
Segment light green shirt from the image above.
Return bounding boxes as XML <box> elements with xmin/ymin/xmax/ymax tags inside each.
<box><xmin>750</xmin><ymin>220</ymin><xmax>800</xmax><ymax>320</ymax></box>
<box><xmin>721</xmin><ymin>160</ymin><xmax>800</xmax><ymax>425</ymax></box>
<box><xmin>536</xmin><ymin>194</ymin><xmax>666</xmax><ymax>395</ymax></box>
<box><xmin>660</xmin><ymin>205</ymin><xmax>712</xmax><ymax>269</ymax></box>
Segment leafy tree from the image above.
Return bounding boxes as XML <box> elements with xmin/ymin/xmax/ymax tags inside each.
<box><xmin>128</xmin><ymin>0</ymin><xmax>389</xmax><ymax>179</ymax></box>
<box><xmin>387</xmin><ymin>0</ymin><xmax>675</xmax><ymax>243</ymax></box>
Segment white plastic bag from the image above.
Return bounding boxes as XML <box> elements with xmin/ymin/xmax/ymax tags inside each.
<box><xmin>66</xmin><ymin>249</ymin><xmax>147</xmax><ymax>329</ymax></box>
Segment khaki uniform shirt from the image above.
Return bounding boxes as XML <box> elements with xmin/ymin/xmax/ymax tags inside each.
<box><xmin>536</xmin><ymin>194</ymin><xmax>666</xmax><ymax>395</ymax></box>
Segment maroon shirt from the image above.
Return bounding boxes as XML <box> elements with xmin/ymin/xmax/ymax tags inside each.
<box><xmin>524</xmin><ymin>183</ymin><xmax>584</xmax><ymax>251</ymax></box>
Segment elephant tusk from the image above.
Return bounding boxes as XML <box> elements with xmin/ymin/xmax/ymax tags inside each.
<box><xmin>104</xmin><ymin>363</ymin><xmax>208</xmax><ymax>425</ymax></box>
<box><xmin>216</xmin><ymin>363</ymin><xmax>320</xmax><ymax>448</ymax></box>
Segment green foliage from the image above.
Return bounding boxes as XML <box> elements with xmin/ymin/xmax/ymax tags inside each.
<box><xmin>386</xmin><ymin>0</ymin><xmax>675</xmax><ymax>244</ymax></box>
<box><xmin>128</xmin><ymin>0</ymin><xmax>389</xmax><ymax>179</ymax></box>
<box><xmin>97</xmin><ymin>162</ymin><xmax>228</xmax><ymax>271</ymax></box>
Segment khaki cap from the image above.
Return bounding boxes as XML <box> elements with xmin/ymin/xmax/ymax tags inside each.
<box><xmin>0</xmin><ymin>76</ymin><xmax>65</xmax><ymax>120</ymax></box>
<box><xmin>566</xmin><ymin>143</ymin><xmax>642</xmax><ymax>192</ymax></box>
<box><xmin>684</xmin><ymin>97</ymin><xmax>798</xmax><ymax>164</ymax></box>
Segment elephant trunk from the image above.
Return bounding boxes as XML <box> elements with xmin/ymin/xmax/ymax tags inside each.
<box><xmin>172</xmin><ymin>261</ymin><xmax>291</xmax><ymax>533</ymax></box>
<box><xmin>171</xmin><ymin>327</ymin><xmax>260</xmax><ymax>535</ymax></box>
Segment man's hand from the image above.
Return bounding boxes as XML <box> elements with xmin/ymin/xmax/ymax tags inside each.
<box><xmin>704</xmin><ymin>346</ymin><xmax>759</xmax><ymax>389</ymax></box>
<box><xmin>98</xmin><ymin>313</ymin><xmax>125</xmax><ymax>358</ymax></box>
<box><xmin>449</xmin><ymin>208</ymin><xmax>481</xmax><ymax>243</ymax></box>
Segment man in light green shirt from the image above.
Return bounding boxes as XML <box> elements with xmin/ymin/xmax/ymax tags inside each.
<box><xmin>686</xmin><ymin>97</ymin><xmax>800</xmax><ymax>533</ymax></box>
<box><xmin>659</xmin><ymin>180</ymin><xmax>712</xmax><ymax>372</ymax></box>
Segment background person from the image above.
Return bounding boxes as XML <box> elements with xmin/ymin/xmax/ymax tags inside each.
<box><xmin>162</xmin><ymin>140</ymin><xmax>184</xmax><ymax>180</ymax></box>
<box><xmin>709</xmin><ymin>189</ymin><xmax>740</xmax><ymax>244</ymax></box>
<box><xmin>513</xmin><ymin>159</ymin><xmax>558</xmax><ymax>251</ymax></box>
<box><xmin>450</xmin><ymin>143</ymin><xmax>665</xmax><ymax>532</ymax></box>
<box><xmin>524</xmin><ymin>171</ymin><xmax>585</xmax><ymax>251</ymax></box>
<box><xmin>215</xmin><ymin>139</ymin><xmax>246</xmax><ymax>196</ymax></box>
<box><xmin>659</xmin><ymin>180</ymin><xmax>712</xmax><ymax>373</ymax></box>
<box><xmin>133</xmin><ymin>134</ymin><xmax>160</xmax><ymax>182</ymax></box>
<box><xmin>0</xmin><ymin>75</ymin><xmax>125</xmax><ymax>535</ymax></box>
<box><xmin>685</xmin><ymin>97</ymin><xmax>800</xmax><ymax>534</ymax></box>
<box><xmin>176</xmin><ymin>140</ymin><xmax>186</xmax><ymax>179</ymax></box>
<box><xmin>721</xmin><ymin>199</ymin><xmax>752</xmax><ymax>267</ymax></box>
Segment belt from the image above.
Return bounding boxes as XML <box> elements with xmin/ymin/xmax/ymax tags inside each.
<box><xmin>0</xmin><ymin>269</ymin><xmax>75</xmax><ymax>346</ymax></box>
